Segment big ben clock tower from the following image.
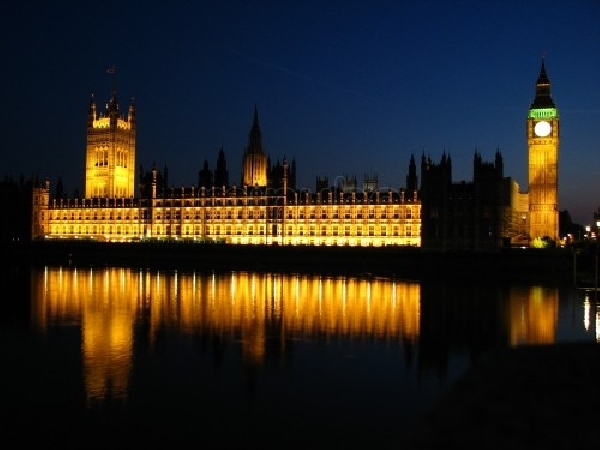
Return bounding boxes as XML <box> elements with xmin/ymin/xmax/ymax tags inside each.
<box><xmin>527</xmin><ymin>57</ymin><xmax>559</xmax><ymax>243</ymax></box>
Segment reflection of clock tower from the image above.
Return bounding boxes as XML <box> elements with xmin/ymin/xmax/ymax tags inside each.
<box><xmin>527</xmin><ymin>57</ymin><xmax>559</xmax><ymax>242</ymax></box>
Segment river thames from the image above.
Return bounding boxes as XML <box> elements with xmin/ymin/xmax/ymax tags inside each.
<box><xmin>1</xmin><ymin>264</ymin><xmax>597</xmax><ymax>448</ymax></box>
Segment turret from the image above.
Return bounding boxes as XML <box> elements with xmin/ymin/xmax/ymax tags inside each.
<box><xmin>87</xmin><ymin>95</ymin><xmax>97</xmax><ymax>129</ymax></box>
<box><xmin>128</xmin><ymin>98</ymin><xmax>135</xmax><ymax>122</ymax></box>
<box><xmin>406</xmin><ymin>154</ymin><xmax>418</xmax><ymax>196</ymax></box>
<box><xmin>151</xmin><ymin>164</ymin><xmax>157</xmax><ymax>199</ymax></box>
<box><xmin>495</xmin><ymin>150</ymin><xmax>503</xmax><ymax>174</ymax></box>
<box><xmin>215</xmin><ymin>147</ymin><xmax>229</xmax><ymax>188</ymax></box>
<box><xmin>283</xmin><ymin>156</ymin><xmax>289</xmax><ymax>201</ymax></box>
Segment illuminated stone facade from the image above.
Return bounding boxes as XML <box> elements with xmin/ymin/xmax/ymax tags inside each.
<box><xmin>527</xmin><ymin>58</ymin><xmax>559</xmax><ymax>242</ymax></box>
<box><xmin>85</xmin><ymin>90</ymin><xmax>136</xmax><ymax>198</ymax></box>
<box><xmin>30</xmin><ymin>61</ymin><xmax>559</xmax><ymax>248</ymax></box>
<box><xmin>32</xmin><ymin>185</ymin><xmax>421</xmax><ymax>246</ymax></box>
<box><xmin>32</xmin><ymin>95</ymin><xmax>421</xmax><ymax>246</ymax></box>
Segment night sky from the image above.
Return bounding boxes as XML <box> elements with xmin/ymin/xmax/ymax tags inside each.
<box><xmin>2</xmin><ymin>1</ymin><xmax>599</xmax><ymax>224</ymax></box>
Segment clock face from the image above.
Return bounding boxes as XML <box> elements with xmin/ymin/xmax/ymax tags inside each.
<box><xmin>534</xmin><ymin>121</ymin><xmax>551</xmax><ymax>137</ymax></box>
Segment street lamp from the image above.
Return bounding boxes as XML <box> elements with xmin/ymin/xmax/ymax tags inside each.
<box><xmin>594</xmin><ymin>220</ymin><xmax>600</xmax><ymax>299</ymax></box>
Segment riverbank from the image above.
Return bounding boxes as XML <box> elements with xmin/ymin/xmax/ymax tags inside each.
<box><xmin>3</xmin><ymin>240</ymin><xmax>579</xmax><ymax>284</ymax></box>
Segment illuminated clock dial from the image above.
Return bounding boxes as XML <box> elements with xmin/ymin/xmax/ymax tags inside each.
<box><xmin>534</xmin><ymin>121</ymin><xmax>551</xmax><ymax>137</ymax></box>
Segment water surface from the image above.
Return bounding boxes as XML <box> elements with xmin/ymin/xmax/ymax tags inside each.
<box><xmin>1</xmin><ymin>265</ymin><xmax>597</xmax><ymax>447</ymax></box>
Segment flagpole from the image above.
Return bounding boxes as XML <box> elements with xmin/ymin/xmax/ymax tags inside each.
<box><xmin>107</xmin><ymin>65</ymin><xmax>116</xmax><ymax>95</ymax></box>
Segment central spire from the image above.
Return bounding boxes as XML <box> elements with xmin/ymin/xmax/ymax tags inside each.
<box><xmin>246</xmin><ymin>104</ymin><xmax>264</xmax><ymax>155</ymax></box>
<box><xmin>242</xmin><ymin>105</ymin><xmax>268</xmax><ymax>187</ymax></box>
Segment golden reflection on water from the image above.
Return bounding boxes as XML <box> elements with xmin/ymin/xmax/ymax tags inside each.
<box><xmin>31</xmin><ymin>267</ymin><xmax>567</xmax><ymax>405</ymax></box>
<box><xmin>34</xmin><ymin>267</ymin><xmax>137</xmax><ymax>405</ymax></box>
<box><xmin>508</xmin><ymin>286</ymin><xmax>558</xmax><ymax>346</ymax></box>
<box><xmin>32</xmin><ymin>267</ymin><xmax>422</xmax><ymax>404</ymax></box>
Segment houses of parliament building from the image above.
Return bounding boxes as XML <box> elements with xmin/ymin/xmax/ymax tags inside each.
<box><xmin>24</xmin><ymin>59</ymin><xmax>559</xmax><ymax>250</ymax></box>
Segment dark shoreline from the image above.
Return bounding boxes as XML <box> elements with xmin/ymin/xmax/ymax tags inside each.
<box><xmin>405</xmin><ymin>343</ymin><xmax>600</xmax><ymax>449</ymax></box>
<box><xmin>2</xmin><ymin>240</ymin><xmax>583</xmax><ymax>284</ymax></box>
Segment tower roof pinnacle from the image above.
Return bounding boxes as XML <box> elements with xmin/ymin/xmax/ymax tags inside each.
<box><xmin>253</xmin><ymin>104</ymin><xmax>259</xmax><ymax>127</ymax></box>
<box><xmin>246</xmin><ymin>105</ymin><xmax>264</xmax><ymax>155</ymax></box>
<box><xmin>531</xmin><ymin>56</ymin><xmax>555</xmax><ymax>109</ymax></box>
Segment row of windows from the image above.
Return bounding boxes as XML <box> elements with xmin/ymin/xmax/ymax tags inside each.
<box><xmin>47</xmin><ymin>216</ymin><xmax>419</xmax><ymax>227</ymax></box>
<box><xmin>51</xmin><ymin>226</ymin><xmax>140</xmax><ymax>235</ymax></box>
<box><xmin>48</xmin><ymin>209</ymin><xmax>418</xmax><ymax>221</ymax></box>
<box><xmin>92</xmin><ymin>148</ymin><xmax>129</xmax><ymax>168</ymax></box>
<box><xmin>47</xmin><ymin>224</ymin><xmax>418</xmax><ymax>237</ymax></box>
<box><xmin>48</xmin><ymin>204</ymin><xmax>419</xmax><ymax>211</ymax></box>
<box><xmin>50</xmin><ymin>213</ymin><xmax>141</xmax><ymax>221</ymax></box>
<box><xmin>195</xmin><ymin>225</ymin><xmax>416</xmax><ymax>237</ymax></box>
<box><xmin>153</xmin><ymin>198</ymin><xmax>419</xmax><ymax>207</ymax></box>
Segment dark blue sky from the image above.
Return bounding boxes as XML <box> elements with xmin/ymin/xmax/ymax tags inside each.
<box><xmin>2</xmin><ymin>1</ymin><xmax>599</xmax><ymax>224</ymax></box>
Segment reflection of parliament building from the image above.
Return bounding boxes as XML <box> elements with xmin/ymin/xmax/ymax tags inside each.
<box><xmin>32</xmin><ymin>268</ymin><xmax>422</xmax><ymax>403</ymax></box>
<box><xmin>25</xmin><ymin>59</ymin><xmax>559</xmax><ymax>249</ymax></box>
<box><xmin>31</xmin><ymin>267</ymin><xmax>570</xmax><ymax>404</ymax></box>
